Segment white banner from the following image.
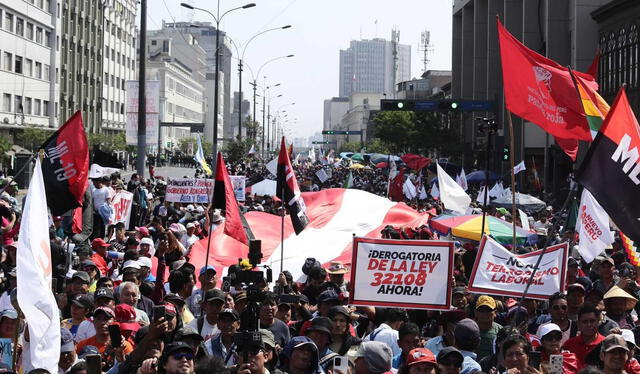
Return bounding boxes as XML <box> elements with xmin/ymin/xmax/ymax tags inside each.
<box><xmin>230</xmin><ymin>176</ymin><xmax>246</xmax><ymax>202</ymax></box>
<box><xmin>468</xmin><ymin>236</ymin><xmax>568</xmax><ymax>300</ymax></box>
<box><xmin>165</xmin><ymin>178</ymin><xmax>214</xmax><ymax>203</ymax></box>
<box><xmin>350</xmin><ymin>238</ymin><xmax>454</xmax><ymax>310</ymax></box>
<box><xmin>110</xmin><ymin>190</ymin><xmax>133</xmax><ymax>227</ymax></box>
<box><xmin>16</xmin><ymin>159</ymin><xmax>60</xmax><ymax>373</ymax></box>
<box><xmin>577</xmin><ymin>189</ymin><xmax>614</xmax><ymax>263</ymax></box>
<box><xmin>316</xmin><ymin>169</ymin><xmax>329</xmax><ymax>183</ymax></box>
<box><xmin>125</xmin><ymin>80</ymin><xmax>160</xmax><ymax>145</ymax></box>
<box><xmin>88</xmin><ymin>164</ymin><xmax>120</xmax><ymax>179</ymax></box>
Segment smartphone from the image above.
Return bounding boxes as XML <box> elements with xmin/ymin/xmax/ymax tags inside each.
<box><xmin>85</xmin><ymin>354</ymin><xmax>101</xmax><ymax>374</ymax></box>
<box><xmin>108</xmin><ymin>324</ymin><xmax>122</xmax><ymax>348</ymax></box>
<box><xmin>333</xmin><ymin>355</ymin><xmax>349</xmax><ymax>374</ymax></box>
<box><xmin>153</xmin><ymin>305</ymin><xmax>166</xmax><ymax>321</ymax></box>
<box><xmin>549</xmin><ymin>354</ymin><xmax>563</xmax><ymax>374</ymax></box>
<box><xmin>279</xmin><ymin>294</ymin><xmax>300</xmax><ymax>304</ymax></box>
<box><xmin>529</xmin><ymin>351</ymin><xmax>541</xmax><ymax>369</ymax></box>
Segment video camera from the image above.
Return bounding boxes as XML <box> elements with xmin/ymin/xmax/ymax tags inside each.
<box><xmin>230</xmin><ymin>240</ymin><xmax>273</xmax><ymax>358</ymax></box>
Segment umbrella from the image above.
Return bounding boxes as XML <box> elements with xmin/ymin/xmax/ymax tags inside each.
<box><xmin>465</xmin><ymin>170</ymin><xmax>500</xmax><ymax>184</ymax></box>
<box><xmin>369</xmin><ymin>154</ymin><xmax>401</xmax><ymax>164</ymax></box>
<box><xmin>401</xmin><ymin>154</ymin><xmax>431</xmax><ymax>170</ymax></box>
<box><xmin>492</xmin><ymin>192</ymin><xmax>547</xmax><ymax>214</ymax></box>
<box><xmin>375</xmin><ymin>162</ymin><xmax>388</xmax><ymax>168</ymax></box>
<box><xmin>350</xmin><ymin>153</ymin><xmax>364</xmax><ymax>161</ymax></box>
<box><xmin>349</xmin><ymin>163</ymin><xmax>365</xmax><ymax>169</ymax></box>
<box><xmin>427</xmin><ymin>160</ymin><xmax>461</xmax><ymax>176</ymax></box>
<box><xmin>430</xmin><ymin>214</ymin><xmax>538</xmax><ymax>245</ymax></box>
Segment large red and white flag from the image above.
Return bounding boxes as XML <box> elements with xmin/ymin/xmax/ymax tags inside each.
<box><xmin>185</xmin><ymin>188</ymin><xmax>430</xmax><ymax>280</ymax></box>
<box><xmin>17</xmin><ymin>158</ymin><xmax>61</xmax><ymax>373</ymax></box>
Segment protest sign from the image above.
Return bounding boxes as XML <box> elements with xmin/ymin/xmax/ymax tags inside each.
<box><xmin>468</xmin><ymin>235</ymin><xmax>568</xmax><ymax>300</ymax></box>
<box><xmin>230</xmin><ymin>176</ymin><xmax>246</xmax><ymax>202</ymax></box>
<box><xmin>109</xmin><ymin>190</ymin><xmax>133</xmax><ymax>226</ymax></box>
<box><xmin>316</xmin><ymin>169</ymin><xmax>329</xmax><ymax>183</ymax></box>
<box><xmin>165</xmin><ymin>178</ymin><xmax>214</xmax><ymax>203</ymax></box>
<box><xmin>0</xmin><ymin>339</ymin><xmax>11</xmax><ymax>367</ymax></box>
<box><xmin>350</xmin><ymin>237</ymin><xmax>454</xmax><ymax>310</ymax></box>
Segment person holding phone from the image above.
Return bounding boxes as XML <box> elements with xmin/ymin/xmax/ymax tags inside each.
<box><xmin>534</xmin><ymin>324</ymin><xmax>578</xmax><ymax>374</ymax></box>
<box><xmin>501</xmin><ymin>334</ymin><xmax>541</xmax><ymax>374</ymax></box>
<box><xmin>76</xmin><ymin>306</ymin><xmax>134</xmax><ymax>368</ymax></box>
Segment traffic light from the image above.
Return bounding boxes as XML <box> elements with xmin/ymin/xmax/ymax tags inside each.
<box><xmin>322</xmin><ymin>130</ymin><xmax>335</xmax><ymax>135</ymax></box>
<box><xmin>438</xmin><ymin>100</ymin><xmax>461</xmax><ymax>112</ymax></box>
<box><xmin>380</xmin><ymin>100</ymin><xmax>415</xmax><ymax>111</ymax></box>
<box><xmin>502</xmin><ymin>146</ymin><xmax>509</xmax><ymax>160</ymax></box>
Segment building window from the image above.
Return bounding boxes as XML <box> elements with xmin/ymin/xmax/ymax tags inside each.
<box><xmin>25</xmin><ymin>59</ymin><xmax>32</xmax><ymax>76</ymax></box>
<box><xmin>4</xmin><ymin>13</ymin><xmax>13</xmax><ymax>32</ymax></box>
<box><xmin>110</xmin><ymin>100</ymin><xmax>114</xmax><ymax>113</ymax></box>
<box><xmin>45</xmin><ymin>30</ymin><xmax>52</xmax><ymax>47</ymax></box>
<box><xmin>34</xmin><ymin>99</ymin><xmax>41</xmax><ymax>116</ymax></box>
<box><xmin>14</xmin><ymin>56</ymin><xmax>22</xmax><ymax>74</ymax></box>
<box><xmin>24</xmin><ymin>97</ymin><xmax>31</xmax><ymax>115</ymax></box>
<box><xmin>26</xmin><ymin>23</ymin><xmax>34</xmax><ymax>40</ymax></box>
<box><xmin>35</xmin><ymin>62</ymin><xmax>42</xmax><ymax>79</ymax></box>
<box><xmin>105</xmin><ymin>72</ymin><xmax>109</xmax><ymax>83</ymax></box>
<box><xmin>3</xmin><ymin>52</ymin><xmax>11</xmax><ymax>71</ymax></box>
<box><xmin>14</xmin><ymin>95</ymin><xmax>22</xmax><ymax>113</ymax></box>
<box><xmin>35</xmin><ymin>27</ymin><xmax>43</xmax><ymax>44</ymax></box>
<box><xmin>43</xmin><ymin>100</ymin><xmax>49</xmax><ymax>116</ymax></box>
<box><xmin>15</xmin><ymin>18</ymin><xmax>24</xmax><ymax>37</ymax></box>
<box><xmin>2</xmin><ymin>94</ymin><xmax>10</xmax><ymax>112</ymax></box>
<box><xmin>44</xmin><ymin>64</ymin><xmax>50</xmax><ymax>80</ymax></box>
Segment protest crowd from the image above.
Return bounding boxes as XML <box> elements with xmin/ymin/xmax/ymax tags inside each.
<box><xmin>4</xmin><ymin>16</ymin><xmax>640</xmax><ymax>374</ymax></box>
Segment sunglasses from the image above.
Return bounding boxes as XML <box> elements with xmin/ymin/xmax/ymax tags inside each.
<box><xmin>171</xmin><ymin>352</ymin><xmax>194</xmax><ymax>361</ymax></box>
<box><xmin>551</xmin><ymin>305</ymin><xmax>568</xmax><ymax>311</ymax></box>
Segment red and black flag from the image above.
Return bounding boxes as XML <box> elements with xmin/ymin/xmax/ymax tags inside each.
<box><xmin>213</xmin><ymin>152</ymin><xmax>248</xmax><ymax>245</ymax></box>
<box><xmin>41</xmin><ymin>111</ymin><xmax>89</xmax><ymax>216</ymax></box>
<box><xmin>577</xmin><ymin>87</ymin><xmax>640</xmax><ymax>242</ymax></box>
<box><xmin>277</xmin><ymin>137</ymin><xmax>309</xmax><ymax>235</ymax></box>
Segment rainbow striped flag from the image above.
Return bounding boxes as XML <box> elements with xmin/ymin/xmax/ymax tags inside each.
<box><xmin>573</xmin><ymin>71</ymin><xmax>610</xmax><ymax>138</ymax></box>
<box><xmin>621</xmin><ymin>232</ymin><xmax>640</xmax><ymax>266</ymax></box>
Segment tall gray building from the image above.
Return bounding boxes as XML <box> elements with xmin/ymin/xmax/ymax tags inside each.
<box><xmin>339</xmin><ymin>36</ymin><xmax>411</xmax><ymax>98</ymax></box>
<box><xmin>164</xmin><ymin>21</ymin><xmax>233</xmax><ymax>145</ymax></box>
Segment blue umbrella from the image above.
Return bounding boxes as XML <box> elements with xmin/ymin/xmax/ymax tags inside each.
<box><xmin>465</xmin><ymin>170</ymin><xmax>499</xmax><ymax>184</ymax></box>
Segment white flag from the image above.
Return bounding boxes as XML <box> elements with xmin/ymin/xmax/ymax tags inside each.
<box><xmin>248</xmin><ymin>144</ymin><xmax>256</xmax><ymax>155</ymax></box>
<box><xmin>419</xmin><ymin>185</ymin><xmax>428</xmax><ymax>200</ymax></box>
<box><xmin>518</xmin><ymin>209</ymin><xmax>531</xmax><ymax>231</ymax></box>
<box><xmin>437</xmin><ymin>164</ymin><xmax>471</xmax><ymax>214</ymax></box>
<box><xmin>17</xmin><ymin>158</ymin><xmax>60</xmax><ymax>373</ymax></box>
<box><xmin>513</xmin><ymin>160</ymin><xmax>526</xmax><ymax>175</ymax></box>
<box><xmin>430</xmin><ymin>183</ymin><xmax>440</xmax><ymax>198</ymax></box>
<box><xmin>577</xmin><ymin>189</ymin><xmax>614</xmax><ymax>263</ymax></box>
<box><xmin>403</xmin><ymin>177</ymin><xmax>417</xmax><ymax>199</ymax></box>
<box><xmin>457</xmin><ymin>168</ymin><xmax>468</xmax><ymax>191</ymax></box>
<box><xmin>309</xmin><ymin>145</ymin><xmax>316</xmax><ymax>162</ymax></box>
<box><xmin>488</xmin><ymin>183</ymin><xmax>500</xmax><ymax>198</ymax></box>
<box><xmin>88</xmin><ymin>163</ymin><xmax>120</xmax><ymax>179</ymax></box>
<box><xmin>477</xmin><ymin>186</ymin><xmax>488</xmax><ymax>205</ymax></box>
<box><xmin>266</xmin><ymin>156</ymin><xmax>278</xmax><ymax>177</ymax></box>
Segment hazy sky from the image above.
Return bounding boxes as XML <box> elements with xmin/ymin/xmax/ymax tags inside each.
<box><xmin>148</xmin><ymin>0</ymin><xmax>453</xmax><ymax>139</ymax></box>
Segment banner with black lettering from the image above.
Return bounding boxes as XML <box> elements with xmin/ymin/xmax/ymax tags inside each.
<box><xmin>468</xmin><ymin>235</ymin><xmax>568</xmax><ymax>300</ymax></box>
<box><xmin>109</xmin><ymin>190</ymin><xmax>133</xmax><ymax>227</ymax></box>
<box><xmin>349</xmin><ymin>237</ymin><xmax>454</xmax><ymax>310</ymax></box>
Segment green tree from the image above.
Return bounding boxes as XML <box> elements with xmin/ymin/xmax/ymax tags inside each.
<box><xmin>364</xmin><ymin>138</ymin><xmax>390</xmax><ymax>154</ymax></box>
<box><xmin>339</xmin><ymin>141</ymin><xmax>361</xmax><ymax>153</ymax></box>
<box><xmin>16</xmin><ymin>127</ymin><xmax>52</xmax><ymax>151</ymax></box>
<box><xmin>223</xmin><ymin>138</ymin><xmax>253</xmax><ymax>164</ymax></box>
<box><xmin>373</xmin><ymin>111</ymin><xmax>416</xmax><ymax>153</ymax></box>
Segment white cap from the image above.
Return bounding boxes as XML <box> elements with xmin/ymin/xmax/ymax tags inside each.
<box><xmin>196</xmin><ymin>206</ymin><xmax>205</xmax><ymax>213</ymax></box>
<box><xmin>122</xmin><ymin>260</ymin><xmax>141</xmax><ymax>270</ymax></box>
<box><xmin>140</xmin><ymin>237</ymin><xmax>154</xmax><ymax>246</ymax></box>
<box><xmin>137</xmin><ymin>256</ymin><xmax>152</xmax><ymax>268</ymax></box>
<box><xmin>622</xmin><ymin>329</ymin><xmax>636</xmax><ymax>346</ymax></box>
<box><xmin>537</xmin><ymin>323</ymin><xmax>562</xmax><ymax>339</ymax></box>
<box><xmin>186</xmin><ymin>222</ymin><xmax>196</xmax><ymax>229</ymax></box>
<box><xmin>186</xmin><ymin>204</ymin><xmax>195</xmax><ymax>211</ymax></box>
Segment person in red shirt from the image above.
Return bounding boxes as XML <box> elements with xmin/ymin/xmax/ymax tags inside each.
<box><xmin>535</xmin><ymin>323</ymin><xmax>578</xmax><ymax>374</ymax></box>
<box><xmin>91</xmin><ymin>238</ymin><xmax>111</xmax><ymax>275</ymax></box>
<box><xmin>562</xmin><ymin>305</ymin><xmax>605</xmax><ymax>369</ymax></box>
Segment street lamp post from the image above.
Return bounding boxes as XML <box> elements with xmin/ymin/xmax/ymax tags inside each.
<box><xmin>180</xmin><ymin>2</ymin><xmax>255</xmax><ymax>163</ymax></box>
<box><xmin>266</xmin><ymin>93</ymin><xmax>282</xmax><ymax>152</ymax></box>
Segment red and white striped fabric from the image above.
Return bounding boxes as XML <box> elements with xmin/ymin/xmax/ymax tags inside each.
<box><xmin>186</xmin><ymin>188</ymin><xmax>430</xmax><ymax>280</ymax></box>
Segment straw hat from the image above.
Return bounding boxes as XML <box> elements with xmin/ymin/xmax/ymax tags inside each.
<box><xmin>603</xmin><ymin>285</ymin><xmax>638</xmax><ymax>311</ymax></box>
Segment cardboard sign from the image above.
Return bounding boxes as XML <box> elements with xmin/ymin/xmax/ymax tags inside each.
<box><xmin>230</xmin><ymin>176</ymin><xmax>246</xmax><ymax>202</ymax></box>
<box><xmin>468</xmin><ymin>235</ymin><xmax>568</xmax><ymax>300</ymax></box>
<box><xmin>350</xmin><ymin>237</ymin><xmax>454</xmax><ymax>310</ymax></box>
<box><xmin>109</xmin><ymin>190</ymin><xmax>133</xmax><ymax>227</ymax></box>
<box><xmin>165</xmin><ymin>178</ymin><xmax>214</xmax><ymax>203</ymax></box>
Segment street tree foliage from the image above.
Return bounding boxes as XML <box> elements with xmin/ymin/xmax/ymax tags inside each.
<box><xmin>88</xmin><ymin>132</ymin><xmax>127</xmax><ymax>153</ymax></box>
<box><xmin>16</xmin><ymin>127</ymin><xmax>52</xmax><ymax>151</ymax></box>
<box><xmin>223</xmin><ymin>138</ymin><xmax>253</xmax><ymax>165</ymax></box>
<box><xmin>373</xmin><ymin>111</ymin><xmax>462</xmax><ymax>157</ymax></box>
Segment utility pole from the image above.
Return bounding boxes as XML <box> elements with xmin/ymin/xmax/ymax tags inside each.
<box><xmin>136</xmin><ymin>0</ymin><xmax>147</xmax><ymax>177</ymax></box>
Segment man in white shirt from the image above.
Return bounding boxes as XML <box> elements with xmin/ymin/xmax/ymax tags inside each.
<box><xmin>91</xmin><ymin>177</ymin><xmax>111</xmax><ymax>238</ymax></box>
<box><xmin>186</xmin><ymin>288</ymin><xmax>224</xmax><ymax>340</ymax></box>
<box><xmin>180</xmin><ymin>223</ymin><xmax>199</xmax><ymax>252</ymax></box>
<box><xmin>363</xmin><ymin>308</ymin><xmax>408</xmax><ymax>356</ymax></box>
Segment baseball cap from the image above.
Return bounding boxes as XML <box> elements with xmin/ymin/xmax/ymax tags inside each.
<box><xmin>219</xmin><ymin>308</ymin><xmax>240</xmax><ymax>321</ymax></box>
<box><xmin>452</xmin><ymin>287</ymin><xmax>466</xmax><ymax>296</ymax></box>
<box><xmin>136</xmin><ymin>226</ymin><xmax>150</xmax><ymax>236</ymax></box>
<box><xmin>602</xmin><ymin>334</ymin><xmax>629</xmax><ymax>352</ymax></box>
<box><xmin>353</xmin><ymin>341</ymin><xmax>393</xmax><ymax>374</ymax></box>
<box><xmin>71</xmin><ymin>271</ymin><xmax>91</xmax><ymax>284</ymax></box>
<box><xmin>567</xmin><ymin>283</ymin><xmax>585</xmax><ymax>294</ymax></box>
<box><xmin>475</xmin><ymin>295</ymin><xmax>497</xmax><ymax>310</ymax></box>
<box><xmin>122</xmin><ymin>260</ymin><xmax>141</xmax><ymax>270</ymax></box>
<box><xmin>163</xmin><ymin>341</ymin><xmax>195</xmax><ymax>357</ymax></box>
<box><xmin>454</xmin><ymin>318</ymin><xmax>480</xmax><ymax>344</ymax></box>
<box><xmin>186</xmin><ymin>222</ymin><xmax>196</xmax><ymax>229</ymax></box>
<box><xmin>326</xmin><ymin>261</ymin><xmax>348</xmax><ymax>275</ymax></box>
<box><xmin>78</xmin><ymin>345</ymin><xmax>100</xmax><ymax>359</ymax></box>
<box><xmin>115</xmin><ymin>304</ymin><xmax>140</xmax><ymax>332</ymax></box>
<box><xmin>137</xmin><ymin>256</ymin><xmax>152</xmax><ymax>268</ymax></box>
<box><xmin>164</xmin><ymin>303</ymin><xmax>177</xmax><ymax>317</ymax></box>
<box><xmin>91</xmin><ymin>238</ymin><xmax>110</xmax><ymax>249</ymax></box>
<box><xmin>260</xmin><ymin>329</ymin><xmax>276</xmax><ymax>349</ymax></box>
<box><xmin>94</xmin><ymin>287</ymin><xmax>115</xmax><ymax>301</ymax></box>
<box><xmin>164</xmin><ymin>293</ymin><xmax>186</xmax><ymax>308</ymax></box>
<box><xmin>567</xmin><ymin>257</ymin><xmax>579</xmax><ymax>267</ymax></box>
<box><xmin>601</xmin><ymin>256</ymin><xmax>615</xmax><ymax>266</ymax></box>
<box><xmin>436</xmin><ymin>346</ymin><xmax>463</xmax><ymax>367</ymax></box>
<box><xmin>317</xmin><ymin>289</ymin><xmax>340</xmax><ymax>304</ymax></box>
<box><xmin>199</xmin><ymin>265</ymin><xmax>217</xmax><ymax>276</ymax></box>
<box><xmin>622</xmin><ymin>329</ymin><xmax>636</xmax><ymax>347</ymax></box>
<box><xmin>305</xmin><ymin>317</ymin><xmax>334</xmax><ymax>336</ymax></box>
<box><xmin>406</xmin><ymin>348</ymin><xmax>437</xmax><ymax>366</ymax></box>
<box><xmin>93</xmin><ymin>306</ymin><xmax>115</xmax><ymax>319</ymax></box>
<box><xmin>0</xmin><ymin>309</ymin><xmax>17</xmax><ymax>320</ymax></box>
<box><xmin>537</xmin><ymin>323</ymin><xmax>562</xmax><ymax>340</ymax></box>
<box><xmin>175</xmin><ymin>327</ymin><xmax>204</xmax><ymax>342</ymax></box>
<box><xmin>82</xmin><ymin>259</ymin><xmax>97</xmax><ymax>269</ymax></box>
<box><xmin>60</xmin><ymin>328</ymin><xmax>75</xmax><ymax>352</ymax></box>
<box><xmin>204</xmin><ymin>289</ymin><xmax>225</xmax><ymax>303</ymax></box>
<box><xmin>71</xmin><ymin>294</ymin><xmax>94</xmax><ymax>309</ymax></box>
<box><xmin>234</xmin><ymin>292</ymin><xmax>247</xmax><ymax>303</ymax></box>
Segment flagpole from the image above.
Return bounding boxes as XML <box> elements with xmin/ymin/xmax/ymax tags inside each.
<box><xmin>507</xmin><ymin>111</ymin><xmax>518</xmax><ymax>251</ymax></box>
<box><xmin>480</xmin><ymin>118</ymin><xmax>495</xmax><ymax>237</ymax></box>
<box><xmin>279</xmin><ymin>182</ymin><xmax>285</xmax><ymax>275</ymax></box>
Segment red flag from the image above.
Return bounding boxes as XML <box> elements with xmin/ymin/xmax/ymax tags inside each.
<box><xmin>587</xmin><ymin>49</ymin><xmax>600</xmax><ymax>81</ymax></box>
<box><xmin>277</xmin><ymin>137</ymin><xmax>309</xmax><ymax>235</ymax></box>
<box><xmin>400</xmin><ymin>154</ymin><xmax>431</xmax><ymax>170</ymax></box>
<box><xmin>498</xmin><ymin>19</ymin><xmax>596</xmax><ymax>144</ymax></box>
<box><xmin>389</xmin><ymin>168</ymin><xmax>405</xmax><ymax>202</ymax></box>
<box><xmin>41</xmin><ymin>111</ymin><xmax>89</xmax><ymax>215</ymax></box>
<box><xmin>213</xmin><ymin>152</ymin><xmax>248</xmax><ymax>245</ymax></box>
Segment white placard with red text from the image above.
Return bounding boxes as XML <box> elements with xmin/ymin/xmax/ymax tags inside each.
<box><xmin>109</xmin><ymin>190</ymin><xmax>133</xmax><ymax>227</ymax></box>
<box><xmin>468</xmin><ymin>235</ymin><xmax>568</xmax><ymax>300</ymax></box>
<box><xmin>349</xmin><ymin>237</ymin><xmax>454</xmax><ymax>310</ymax></box>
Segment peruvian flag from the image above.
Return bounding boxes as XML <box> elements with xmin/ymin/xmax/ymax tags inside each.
<box><xmin>213</xmin><ymin>152</ymin><xmax>248</xmax><ymax>245</ymax></box>
<box><xmin>497</xmin><ymin>19</ymin><xmax>597</xmax><ymax>159</ymax></box>
<box><xmin>277</xmin><ymin>137</ymin><xmax>309</xmax><ymax>235</ymax></box>
<box><xmin>41</xmin><ymin>111</ymin><xmax>89</xmax><ymax>215</ymax></box>
<box><xmin>186</xmin><ymin>188</ymin><xmax>430</xmax><ymax>280</ymax></box>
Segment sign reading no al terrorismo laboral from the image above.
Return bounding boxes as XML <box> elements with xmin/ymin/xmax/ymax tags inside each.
<box><xmin>350</xmin><ymin>237</ymin><xmax>454</xmax><ymax>310</ymax></box>
<box><xmin>468</xmin><ymin>235</ymin><xmax>569</xmax><ymax>300</ymax></box>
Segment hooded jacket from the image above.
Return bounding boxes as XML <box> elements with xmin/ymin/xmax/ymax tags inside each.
<box><xmin>278</xmin><ymin>336</ymin><xmax>322</xmax><ymax>374</ymax></box>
